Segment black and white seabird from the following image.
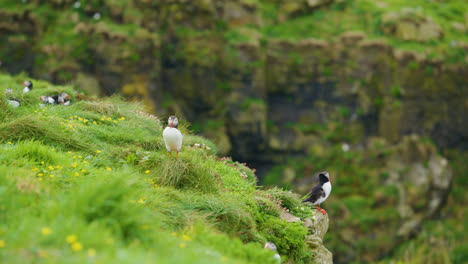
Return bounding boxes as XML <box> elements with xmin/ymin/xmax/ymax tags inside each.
<box><xmin>163</xmin><ymin>116</ymin><xmax>183</xmax><ymax>158</ymax></box>
<box><xmin>58</xmin><ymin>92</ymin><xmax>71</xmax><ymax>105</ymax></box>
<box><xmin>302</xmin><ymin>171</ymin><xmax>332</xmax><ymax>215</ymax></box>
<box><xmin>264</xmin><ymin>242</ymin><xmax>281</xmax><ymax>264</ymax></box>
<box><xmin>7</xmin><ymin>98</ymin><xmax>21</xmax><ymax>108</ymax></box>
<box><xmin>39</xmin><ymin>95</ymin><xmax>56</xmax><ymax>105</ymax></box>
<box><xmin>23</xmin><ymin>80</ymin><xmax>33</xmax><ymax>93</ymax></box>
<box><xmin>5</xmin><ymin>88</ymin><xmax>20</xmax><ymax>107</ymax></box>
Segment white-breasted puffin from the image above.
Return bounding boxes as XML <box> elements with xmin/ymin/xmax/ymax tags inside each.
<box><xmin>302</xmin><ymin>171</ymin><xmax>332</xmax><ymax>215</ymax></box>
<box><xmin>264</xmin><ymin>242</ymin><xmax>281</xmax><ymax>264</ymax></box>
<box><xmin>39</xmin><ymin>95</ymin><xmax>56</xmax><ymax>105</ymax></box>
<box><xmin>5</xmin><ymin>88</ymin><xmax>20</xmax><ymax>107</ymax></box>
<box><xmin>7</xmin><ymin>98</ymin><xmax>21</xmax><ymax>108</ymax></box>
<box><xmin>163</xmin><ymin>116</ymin><xmax>183</xmax><ymax>157</ymax></box>
<box><xmin>58</xmin><ymin>93</ymin><xmax>71</xmax><ymax>105</ymax></box>
<box><xmin>23</xmin><ymin>81</ymin><xmax>33</xmax><ymax>93</ymax></box>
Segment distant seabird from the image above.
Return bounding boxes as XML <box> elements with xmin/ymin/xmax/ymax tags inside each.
<box><xmin>163</xmin><ymin>116</ymin><xmax>183</xmax><ymax>158</ymax></box>
<box><xmin>302</xmin><ymin>172</ymin><xmax>332</xmax><ymax>215</ymax></box>
<box><xmin>264</xmin><ymin>242</ymin><xmax>281</xmax><ymax>263</ymax></box>
<box><xmin>7</xmin><ymin>98</ymin><xmax>21</xmax><ymax>108</ymax></box>
<box><xmin>39</xmin><ymin>95</ymin><xmax>56</xmax><ymax>104</ymax></box>
<box><xmin>58</xmin><ymin>93</ymin><xmax>71</xmax><ymax>105</ymax></box>
<box><xmin>23</xmin><ymin>80</ymin><xmax>33</xmax><ymax>93</ymax></box>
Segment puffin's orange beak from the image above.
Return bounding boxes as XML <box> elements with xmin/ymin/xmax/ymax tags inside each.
<box><xmin>169</xmin><ymin>122</ymin><xmax>173</xmax><ymax>128</ymax></box>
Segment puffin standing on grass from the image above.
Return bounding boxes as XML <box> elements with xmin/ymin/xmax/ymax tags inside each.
<box><xmin>163</xmin><ymin>116</ymin><xmax>183</xmax><ymax>158</ymax></box>
<box><xmin>23</xmin><ymin>81</ymin><xmax>33</xmax><ymax>93</ymax></box>
<box><xmin>264</xmin><ymin>242</ymin><xmax>281</xmax><ymax>264</ymax></box>
<box><xmin>302</xmin><ymin>171</ymin><xmax>332</xmax><ymax>215</ymax></box>
<box><xmin>58</xmin><ymin>93</ymin><xmax>71</xmax><ymax>105</ymax></box>
<box><xmin>5</xmin><ymin>88</ymin><xmax>21</xmax><ymax>108</ymax></box>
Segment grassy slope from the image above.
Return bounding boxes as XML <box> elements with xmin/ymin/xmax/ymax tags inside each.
<box><xmin>0</xmin><ymin>73</ymin><xmax>316</xmax><ymax>264</ymax></box>
<box><xmin>256</xmin><ymin>0</ymin><xmax>468</xmax><ymax>63</ymax></box>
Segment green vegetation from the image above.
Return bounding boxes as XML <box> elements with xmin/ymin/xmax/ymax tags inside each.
<box><xmin>257</xmin><ymin>0</ymin><xmax>467</xmax><ymax>63</ymax></box>
<box><xmin>0</xmin><ymin>73</ymin><xmax>316</xmax><ymax>264</ymax></box>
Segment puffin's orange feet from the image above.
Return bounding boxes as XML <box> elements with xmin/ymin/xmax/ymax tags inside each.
<box><xmin>318</xmin><ymin>208</ymin><xmax>327</xmax><ymax>215</ymax></box>
<box><xmin>315</xmin><ymin>205</ymin><xmax>327</xmax><ymax>215</ymax></box>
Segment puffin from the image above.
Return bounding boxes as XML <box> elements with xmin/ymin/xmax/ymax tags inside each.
<box><xmin>23</xmin><ymin>80</ymin><xmax>33</xmax><ymax>93</ymax></box>
<box><xmin>5</xmin><ymin>88</ymin><xmax>20</xmax><ymax>107</ymax></box>
<box><xmin>302</xmin><ymin>171</ymin><xmax>332</xmax><ymax>215</ymax></box>
<box><xmin>58</xmin><ymin>93</ymin><xmax>71</xmax><ymax>105</ymax></box>
<box><xmin>264</xmin><ymin>242</ymin><xmax>281</xmax><ymax>263</ymax></box>
<box><xmin>162</xmin><ymin>116</ymin><xmax>183</xmax><ymax>157</ymax></box>
<box><xmin>39</xmin><ymin>95</ymin><xmax>56</xmax><ymax>104</ymax></box>
<box><xmin>7</xmin><ymin>98</ymin><xmax>21</xmax><ymax>108</ymax></box>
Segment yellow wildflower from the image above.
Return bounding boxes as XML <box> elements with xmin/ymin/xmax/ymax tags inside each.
<box><xmin>41</xmin><ymin>227</ymin><xmax>52</xmax><ymax>236</ymax></box>
<box><xmin>7</xmin><ymin>142</ymin><xmax>12</xmax><ymax>145</ymax></box>
<box><xmin>145</xmin><ymin>170</ymin><xmax>150</xmax><ymax>174</ymax></box>
<box><xmin>66</xmin><ymin>235</ymin><xmax>77</xmax><ymax>243</ymax></box>
<box><xmin>41</xmin><ymin>161</ymin><xmax>45</xmax><ymax>165</ymax></box>
<box><xmin>137</xmin><ymin>199</ymin><xmax>145</xmax><ymax>204</ymax></box>
<box><xmin>96</xmin><ymin>150</ymin><xmax>102</xmax><ymax>154</ymax></box>
<box><xmin>71</xmin><ymin>242</ymin><xmax>82</xmax><ymax>252</ymax></box>
<box><xmin>78</xmin><ymin>117</ymin><xmax>83</xmax><ymax>121</ymax></box>
<box><xmin>78</xmin><ymin>155</ymin><xmax>82</xmax><ymax>159</ymax></box>
<box><xmin>48</xmin><ymin>166</ymin><xmax>54</xmax><ymax>170</ymax></box>
<box><xmin>107</xmin><ymin>117</ymin><xmax>112</xmax><ymax>121</ymax></box>
<box><xmin>93</xmin><ymin>121</ymin><xmax>97</xmax><ymax>125</ymax></box>
<box><xmin>81</xmin><ymin>169</ymin><xmax>87</xmax><ymax>173</ymax></box>
<box><xmin>51</xmin><ymin>149</ymin><xmax>56</xmax><ymax>152</ymax></box>
<box><xmin>37</xmin><ymin>173</ymin><xmax>44</xmax><ymax>177</ymax></box>
<box><xmin>87</xmin><ymin>248</ymin><xmax>96</xmax><ymax>257</ymax></box>
<box><xmin>72</xmin><ymin>156</ymin><xmax>77</xmax><ymax>159</ymax></box>
<box><xmin>182</xmin><ymin>234</ymin><xmax>192</xmax><ymax>242</ymax></box>
<box><xmin>67</xmin><ymin>151</ymin><xmax>73</xmax><ymax>154</ymax></box>
<box><xmin>119</xmin><ymin>117</ymin><xmax>125</xmax><ymax>121</ymax></box>
<box><xmin>82</xmin><ymin>160</ymin><xmax>88</xmax><ymax>164</ymax></box>
<box><xmin>74</xmin><ymin>172</ymin><xmax>79</xmax><ymax>176</ymax></box>
<box><xmin>71</xmin><ymin>163</ymin><xmax>77</xmax><ymax>168</ymax></box>
<box><xmin>0</xmin><ymin>240</ymin><xmax>5</xmax><ymax>248</ymax></box>
<box><xmin>32</xmin><ymin>168</ymin><xmax>39</xmax><ymax>172</ymax></box>
<box><xmin>106</xmin><ymin>167</ymin><xmax>112</xmax><ymax>171</ymax></box>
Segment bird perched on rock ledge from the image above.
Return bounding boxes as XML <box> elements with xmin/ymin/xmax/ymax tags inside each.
<box><xmin>163</xmin><ymin>116</ymin><xmax>183</xmax><ymax>158</ymax></box>
<box><xmin>302</xmin><ymin>171</ymin><xmax>332</xmax><ymax>215</ymax></box>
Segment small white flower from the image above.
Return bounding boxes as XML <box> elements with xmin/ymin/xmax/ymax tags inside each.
<box><xmin>93</xmin><ymin>13</ymin><xmax>101</xmax><ymax>20</ymax></box>
<box><xmin>73</xmin><ymin>1</ymin><xmax>81</xmax><ymax>8</ymax></box>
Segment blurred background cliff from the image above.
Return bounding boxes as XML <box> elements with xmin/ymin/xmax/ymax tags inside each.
<box><xmin>0</xmin><ymin>0</ymin><xmax>466</xmax><ymax>263</ymax></box>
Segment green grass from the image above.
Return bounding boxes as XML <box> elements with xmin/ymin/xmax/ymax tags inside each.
<box><xmin>256</xmin><ymin>0</ymin><xmax>468</xmax><ymax>63</ymax></box>
<box><xmin>0</xmin><ymin>73</ymin><xmax>316</xmax><ymax>263</ymax></box>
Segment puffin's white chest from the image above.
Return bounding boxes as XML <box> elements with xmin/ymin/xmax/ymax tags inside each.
<box><xmin>314</xmin><ymin>182</ymin><xmax>332</xmax><ymax>205</ymax></box>
<box><xmin>7</xmin><ymin>99</ymin><xmax>20</xmax><ymax>108</ymax></box>
<box><xmin>163</xmin><ymin>127</ymin><xmax>183</xmax><ymax>152</ymax></box>
<box><xmin>23</xmin><ymin>87</ymin><xmax>30</xmax><ymax>93</ymax></box>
